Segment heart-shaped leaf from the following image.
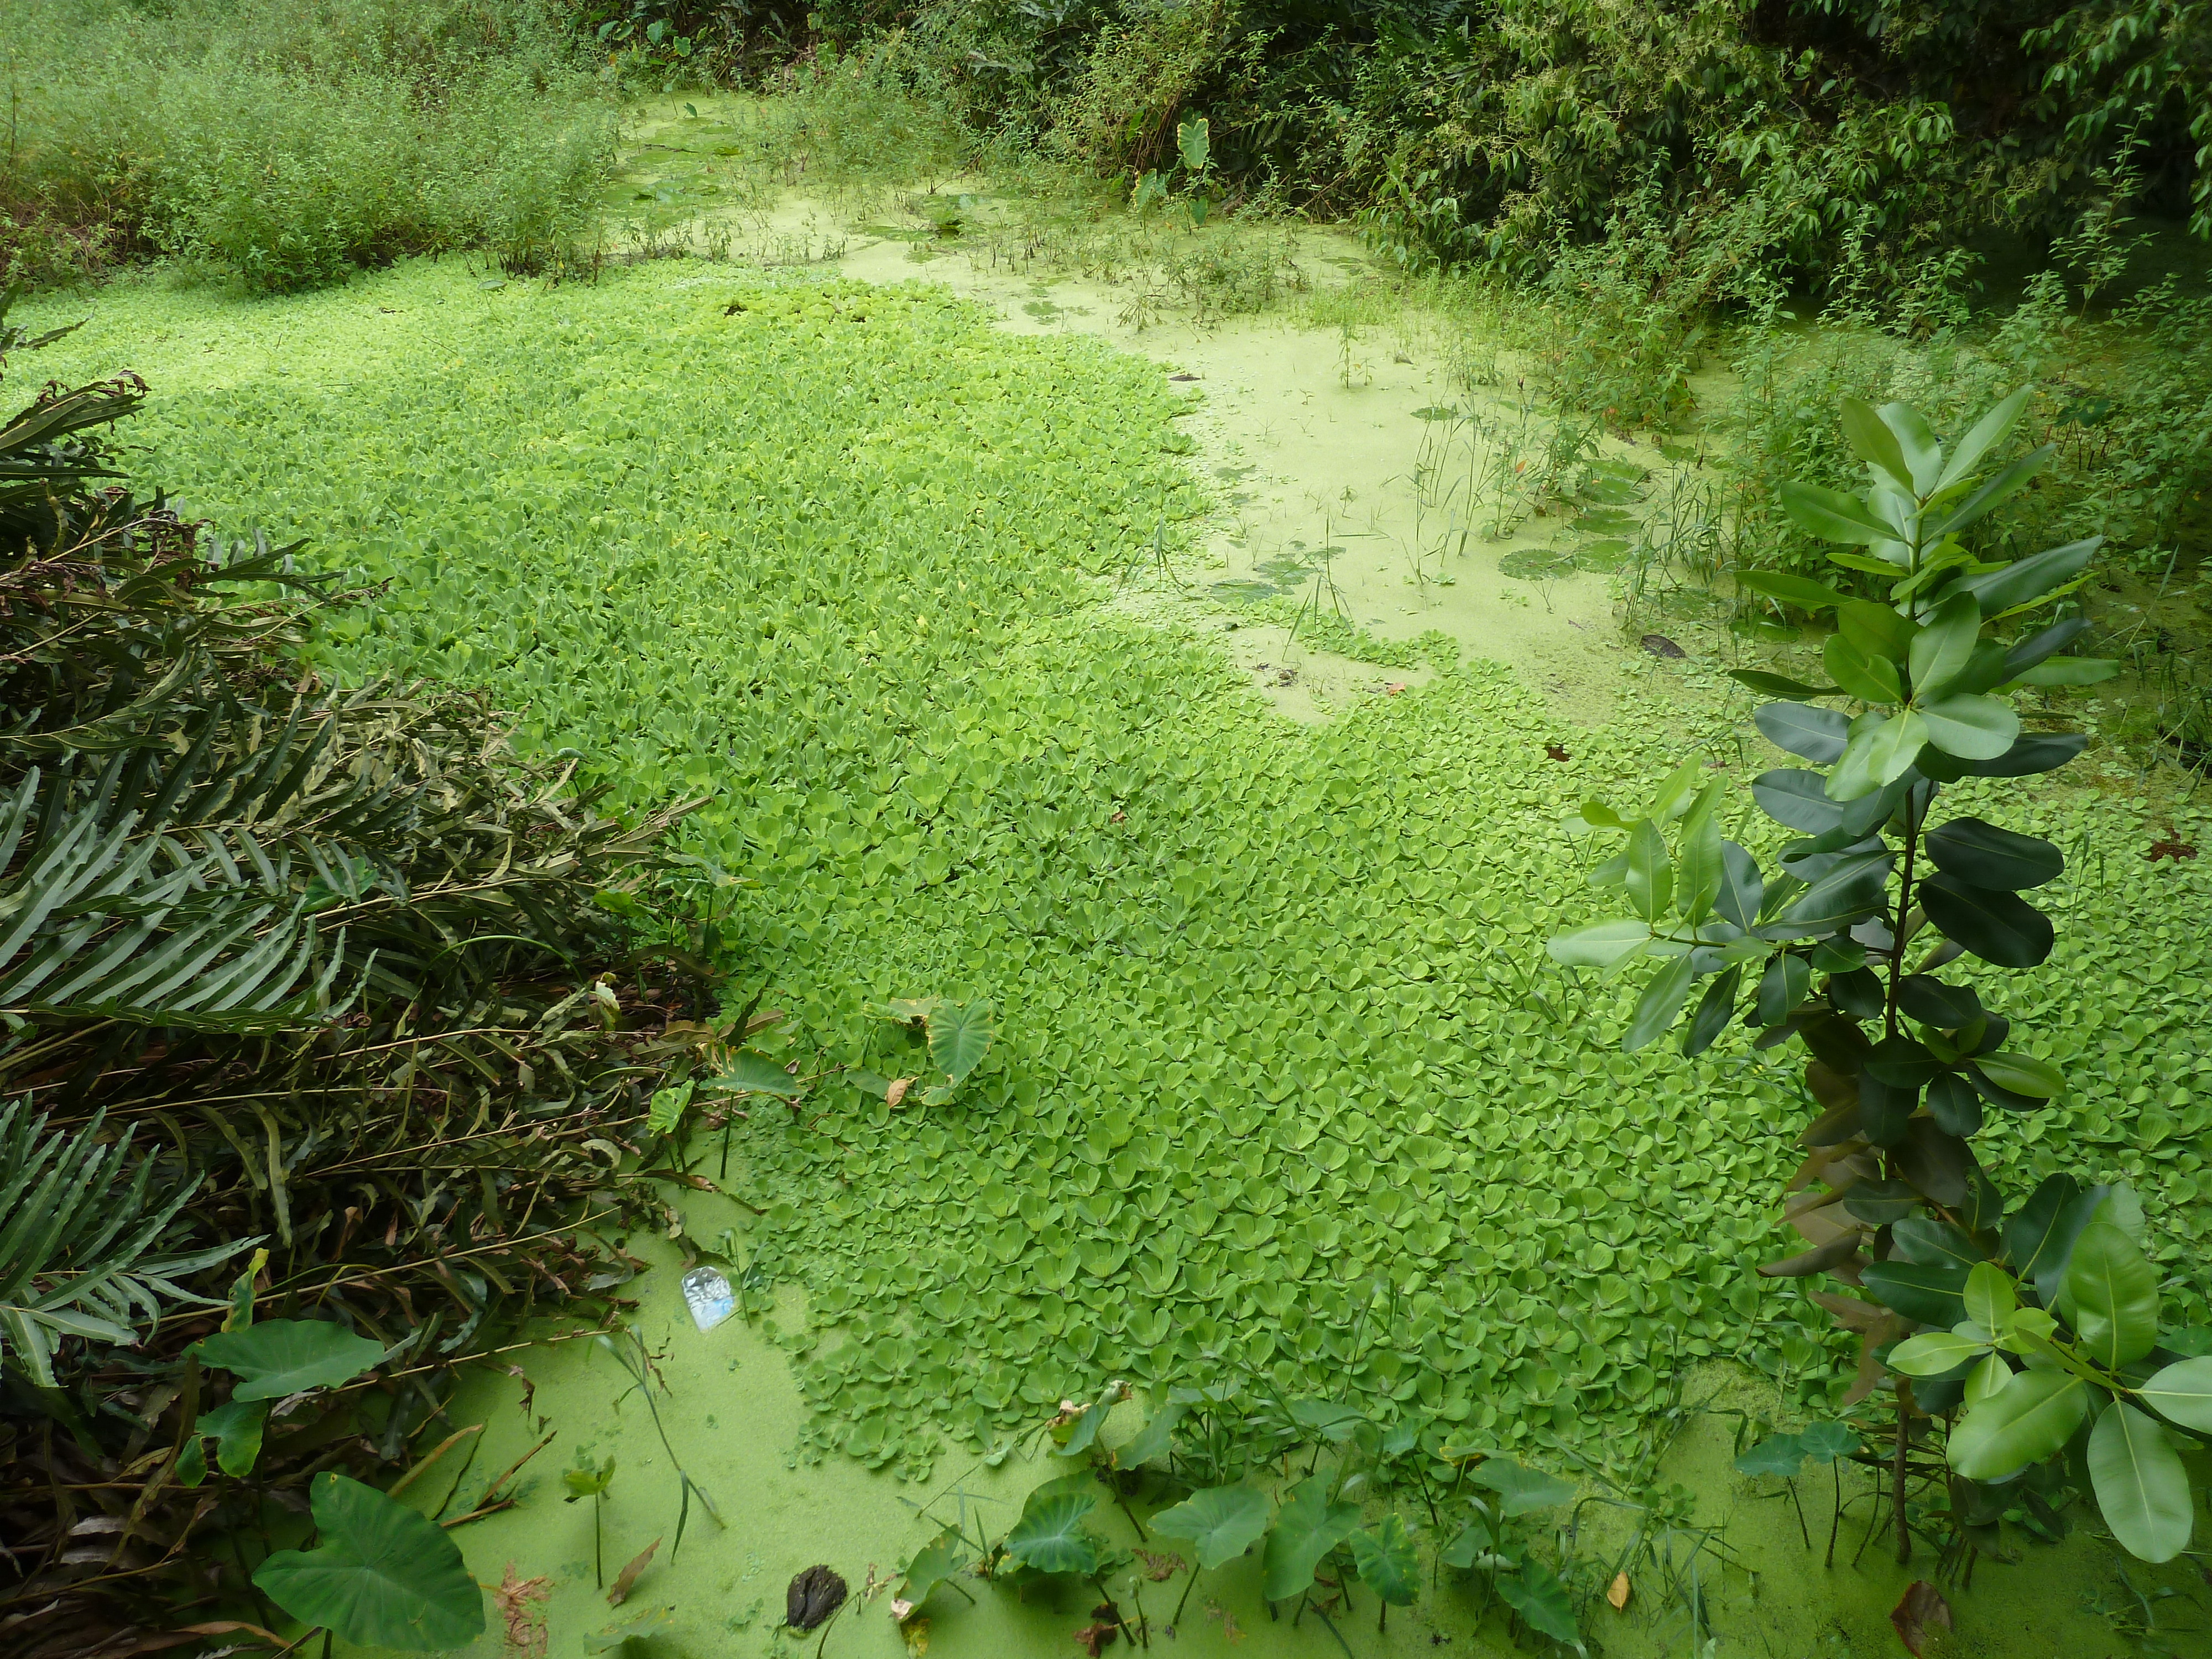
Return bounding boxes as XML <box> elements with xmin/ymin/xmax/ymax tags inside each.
<box><xmin>926</xmin><ymin>1000</ymin><xmax>994</xmax><ymax>1084</ymax></box>
<box><xmin>1733</xmin><ymin>1432</ymin><xmax>1807</xmax><ymax>1479</ymax></box>
<box><xmin>1152</xmin><ymin>1483</ymin><xmax>1270</xmax><ymax>1571</ymax></box>
<box><xmin>1005</xmin><ymin>1478</ymin><xmax>1099</xmax><ymax>1575</ymax></box>
<box><xmin>1472</xmin><ymin>1461</ymin><xmax>1576</xmax><ymax>1515</ymax></box>
<box><xmin>194</xmin><ymin>1319</ymin><xmax>387</xmax><ymax>1401</ymax></box>
<box><xmin>253</xmin><ymin>1473</ymin><xmax>483</xmax><ymax>1650</ymax></box>
<box><xmin>1349</xmin><ymin>1514</ymin><xmax>1421</xmax><ymax>1606</ymax></box>
<box><xmin>1261</xmin><ymin>1474</ymin><xmax>1360</xmax><ymax>1601</ymax></box>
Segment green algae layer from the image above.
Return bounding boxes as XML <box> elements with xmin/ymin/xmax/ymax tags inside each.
<box><xmin>24</xmin><ymin>262</ymin><xmax>2212</xmax><ymax>1655</ymax></box>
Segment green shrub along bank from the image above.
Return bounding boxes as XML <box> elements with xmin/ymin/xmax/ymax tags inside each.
<box><xmin>25</xmin><ymin>265</ymin><xmax>2209</xmax><ymax>1499</ymax></box>
<box><xmin>728</xmin><ymin>1</ymin><xmax>2209</xmax><ymax>296</ymax></box>
<box><xmin>0</xmin><ymin>0</ymin><xmax>613</xmax><ymax>289</ymax></box>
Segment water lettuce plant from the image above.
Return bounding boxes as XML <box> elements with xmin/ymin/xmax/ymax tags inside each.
<box><xmin>1550</xmin><ymin>390</ymin><xmax>2212</xmax><ymax>1564</ymax></box>
<box><xmin>24</xmin><ymin>267</ymin><xmax>2208</xmax><ymax>1517</ymax></box>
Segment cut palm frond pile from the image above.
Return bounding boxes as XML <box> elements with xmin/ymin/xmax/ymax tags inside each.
<box><xmin>0</xmin><ymin>291</ymin><xmax>732</xmax><ymax>1659</ymax></box>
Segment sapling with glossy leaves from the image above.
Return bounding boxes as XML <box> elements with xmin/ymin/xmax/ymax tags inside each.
<box><xmin>1548</xmin><ymin>389</ymin><xmax>2210</xmax><ymax>1566</ymax></box>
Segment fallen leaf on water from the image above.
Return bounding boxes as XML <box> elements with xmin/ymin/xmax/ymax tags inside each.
<box><xmin>606</xmin><ymin>1537</ymin><xmax>660</xmax><ymax>1606</ymax></box>
<box><xmin>1607</xmin><ymin>1571</ymin><xmax>1631</xmax><ymax>1611</ymax></box>
<box><xmin>1890</xmin><ymin>1579</ymin><xmax>1952</xmax><ymax>1656</ymax></box>
<box><xmin>885</xmin><ymin>1077</ymin><xmax>914</xmax><ymax>1107</ymax></box>
<box><xmin>1136</xmin><ymin>1548</ymin><xmax>1182</xmax><ymax>1582</ymax></box>
<box><xmin>787</xmin><ymin>1563</ymin><xmax>848</xmax><ymax>1630</ymax></box>
<box><xmin>1206</xmin><ymin>1602</ymin><xmax>1245</xmax><ymax>1645</ymax></box>
<box><xmin>1072</xmin><ymin>1620</ymin><xmax>1117</xmax><ymax>1655</ymax></box>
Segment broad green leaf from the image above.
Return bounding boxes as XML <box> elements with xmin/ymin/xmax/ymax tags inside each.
<box><xmin>1753</xmin><ymin>769</ymin><xmax>1846</xmax><ymax>834</ymax></box>
<box><xmin>1861</xmin><ymin>1261</ymin><xmax>1970</xmax><ymax>1327</ymax></box>
<box><xmin>1349</xmin><ymin>1514</ymin><xmax>1421</xmax><ymax>1605</ymax></box>
<box><xmin>253</xmin><ymin>1473</ymin><xmax>483</xmax><ymax>1651</ymax></box>
<box><xmin>1918</xmin><ymin>874</ymin><xmax>2053</xmax><ymax>968</ymax></box>
<box><xmin>1735</xmin><ymin>568</ymin><xmax>1848</xmax><ymax>611</ymax></box>
<box><xmin>1005</xmin><ymin>1484</ymin><xmax>1100</xmax><ymax>1575</ymax></box>
<box><xmin>1865</xmin><ymin>708</ymin><xmax>1929</xmax><ymax>786</ymax></box>
<box><xmin>1841</xmin><ymin>397</ymin><xmax>1916</xmax><ymax>494</ymax></box>
<box><xmin>2088</xmin><ymin>1401</ymin><xmax>2193</xmax><ymax>1563</ymax></box>
<box><xmin>1755</xmin><ymin>702</ymin><xmax>1852</xmax><ymax>765</ymax></box>
<box><xmin>201</xmin><ymin>1397</ymin><xmax>270</xmax><ymax>1479</ymax></box>
<box><xmin>1676</xmin><ymin>802</ymin><xmax>1724</xmax><ymax>921</ymax></box>
<box><xmin>1261</xmin><ymin>1474</ymin><xmax>1360</xmax><ymax>1601</ymax></box>
<box><xmin>1152</xmin><ymin>1483</ymin><xmax>1270</xmax><ymax>1571</ymax></box>
<box><xmin>1963</xmin><ymin>1262</ymin><xmax>2017</xmax><ymax>1332</ymax></box>
<box><xmin>194</xmin><ymin>1319</ymin><xmax>387</xmax><ymax>1401</ymax></box>
<box><xmin>1907</xmin><ymin>592</ymin><xmax>1980</xmax><ymax>698</ymax></box>
<box><xmin>1964</xmin><ymin>1355</ymin><xmax>2011</xmax><ymax>1407</ymax></box>
<box><xmin>1623</xmin><ymin>953</ymin><xmax>1695</xmax><ymax>1052</ymax></box>
<box><xmin>1730</xmin><ymin>668</ymin><xmax>1844</xmax><ymax>698</ymax></box>
<box><xmin>1110</xmin><ymin>1401</ymin><xmax>1184</xmax><ymax>1470</ymax></box>
<box><xmin>1472</xmin><ymin>1461</ymin><xmax>1576</xmax><ymax>1516</ymax></box>
<box><xmin>1734</xmin><ymin>1432</ymin><xmax>1806</xmax><ymax>1479</ymax></box>
<box><xmin>1822</xmin><ymin>633</ymin><xmax>1903</xmax><ymax>704</ymax></box>
<box><xmin>2009</xmin><ymin>655</ymin><xmax>2117</xmax><ymax>687</ymax></box>
<box><xmin>1780</xmin><ymin>480</ymin><xmax>1895</xmax><ymax>545</ymax></box>
<box><xmin>1546</xmin><ymin>918</ymin><xmax>1651</xmax><ymax>969</ymax></box>
<box><xmin>1956</xmin><ymin>533</ymin><xmax>2097</xmax><ymax>614</ymax></box>
<box><xmin>1645</xmin><ymin>758</ymin><xmax>1705</xmax><ymax>823</ymax></box>
<box><xmin>698</xmin><ymin>1051</ymin><xmax>804</xmax><ymax>1097</ymax></box>
<box><xmin>1934</xmin><ymin>387</ymin><xmax>2031</xmax><ymax>492</ymax></box>
<box><xmin>2005</xmin><ymin>1175</ymin><xmax>2099</xmax><ymax>1302</ymax></box>
<box><xmin>1918</xmin><ymin>693</ymin><xmax>2019</xmax><ymax>760</ymax></box>
<box><xmin>1948</xmin><ymin>1370</ymin><xmax>2090</xmax><ymax>1481</ymax></box>
<box><xmin>1931</xmin><ymin>447</ymin><xmax>2054</xmax><ymax>539</ymax></box>
<box><xmin>2064</xmin><ymin>1222</ymin><xmax>2159</xmax><ymax>1369</ymax></box>
<box><xmin>1624</xmin><ymin>819</ymin><xmax>1671</xmax><ymax>922</ymax></box>
<box><xmin>1924</xmin><ymin>818</ymin><xmax>2062</xmax><ymax>890</ymax></box>
<box><xmin>1877</xmin><ymin>401</ymin><xmax>1945</xmax><ymax>494</ymax></box>
<box><xmin>896</xmin><ymin>1525</ymin><xmax>972</xmax><ymax>1614</ymax></box>
<box><xmin>2137</xmin><ymin>1358</ymin><xmax>2212</xmax><ymax>1432</ymax></box>
<box><xmin>1969</xmin><ymin>731</ymin><xmax>2088</xmax><ymax>778</ymax></box>
<box><xmin>1797</xmin><ymin>1421</ymin><xmax>1860</xmax><ymax>1463</ymax></box>
<box><xmin>1496</xmin><ymin>1557</ymin><xmax>1579</xmax><ymax>1643</ymax></box>
<box><xmin>1973</xmin><ymin>1051</ymin><xmax>2063</xmax><ymax>1099</ymax></box>
<box><xmin>927</xmin><ymin>1000</ymin><xmax>994</xmax><ymax>1083</ymax></box>
<box><xmin>1890</xmin><ymin>1331</ymin><xmax>1990</xmax><ymax>1376</ymax></box>
<box><xmin>645</xmin><ymin>1079</ymin><xmax>693</xmax><ymax>1134</ymax></box>
<box><xmin>1680</xmin><ymin>964</ymin><xmax>1742</xmax><ymax>1058</ymax></box>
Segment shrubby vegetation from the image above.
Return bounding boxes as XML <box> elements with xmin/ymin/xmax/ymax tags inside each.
<box><xmin>1</xmin><ymin>0</ymin><xmax>613</xmax><ymax>289</ymax></box>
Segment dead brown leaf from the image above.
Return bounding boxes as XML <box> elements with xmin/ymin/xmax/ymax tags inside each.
<box><xmin>1072</xmin><ymin>1621</ymin><xmax>1118</xmax><ymax>1655</ymax></box>
<box><xmin>902</xmin><ymin>1616</ymin><xmax>930</xmax><ymax>1656</ymax></box>
<box><xmin>1606</xmin><ymin>1571</ymin><xmax>1631</xmax><ymax>1611</ymax></box>
<box><xmin>1206</xmin><ymin>1603</ymin><xmax>1245</xmax><ymax>1645</ymax></box>
<box><xmin>495</xmin><ymin>1562</ymin><xmax>552</xmax><ymax>1657</ymax></box>
<box><xmin>606</xmin><ymin>1537</ymin><xmax>661</xmax><ymax>1607</ymax></box>
<box><xmin>885</xmin><ymin>1077</ymin><xmax>914</xmax><ymax>1107</ymax></box>
<box><xmin>1135</xmin><ymin>1549</ymin><xmax>1182</xmax><ymax>1582</ymax></box>
<box><xmin>1890</xmin><ymin>1580</ymin><xmax>1952</xmax><ymax>1656</ymax></box>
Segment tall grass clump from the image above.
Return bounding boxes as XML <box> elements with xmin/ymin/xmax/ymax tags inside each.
<box><xmin>1</xmin><ymin>0</ymin><xmax>615</xmax><ymax>290</ymax></box>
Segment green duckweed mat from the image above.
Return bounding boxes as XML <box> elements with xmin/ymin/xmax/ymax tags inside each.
<box><xmin>25</xmin><ymin>260</ymin><xmax>2212</xmax><ymax>1652</ymax></box>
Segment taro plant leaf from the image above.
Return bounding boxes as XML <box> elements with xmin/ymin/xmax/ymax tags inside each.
<box><xmin>1260</xmin><ymin>1473</ymin><xmax>1361</xmax><ymax>1601</ymax></box>
<box><xmin>1925</xmin><ymin>818</ymin><xmax>2063</xmax><ymax>890</ymax></box>
<box><xmin>1287</xmin><ymin>1399</ymin><xmax>1366</xmax><ymax>1442</ymax></box>
<box><xmin>253</xmin><ymin>1473</ymin><xmax>484</xmax><ymax>1650</ymax></box>
<box><xmin>1733</xmin><ymin>1432</ymin><xmax>1807</xmax><ymax>1479</ymax></box>
<box><xmin>1796</xmin><ymin>1421</ymin><xmax>1860</xmax><ymax>1464</ymax></box>
<box><xmin>1349</xmin><ymin>1514</ymin><xmax>1421</xmax><ymax>1606</ymax></box>
<box><xmin>925</xmin><ymin>1000</ymin><xmax>994</xmax><ymax>1085</ymax></box>
<box><xmin>1496</xmin><ymin>1556</ymin><xmax>1580</xmax><ymax>1645</ymax></box>
<box><xmin>1111</xmin><ymin>1401</ymin><xmax>1185</xmax><ymax>1470</ymax></box>
<box><xmin>1004</xmin><ymin>1481</ymin><xmax>1100</xmax><ymax>1575</ymax></box>
<box><xmin>698</xmin><ymin>1051</ymin><xmax>802</xmax><ymax>1097</ymax></box>
<box><xmin>895</xmin><ymin>1526</ymin><xmax>971</xmax><ymax>1615</ymax></box>
<box><xmin>1472</xmin><ymin>1461</ymin><xmax>1576</xmax><ymax>1516</ymax></box>
<box><xmin>645</xmin><ymin>1080</ymin><xmax>693</xmax><ymax>1134</ymax></box>
<box><xmin>2137</xmin><ymin>1358</ymin><xmax>2212</xmax><ymax>1432</ymax></box>
<box><xmin>1151</xmin><ymin>1484</ymin><xmax>1271</xmax><ymax>1571</ymax></box>
<box><xmin>201</xmin><ymin>1397</ymin><xmax>270</xmax><ymax>1479</ymax></box>
<box><xmin>2086</xmin><ymin>1401</ymin><xmax>2194</xmax><ymax>1563</ymax></box>
<box><xmin>192</xmin><ymin>1319</ymin><xmax>387</xmax><ymax>1401</ymax></box>
<box><xmin>1947</xmin><ymin>1371</ymin><xmax>2090</xmax><ymax>1481</ymax></box>
<box><xmin>1917</xmin><ymin>875</ymin><xmax>2054</xmax><ymax>968</ymax></box>
<box><xmin>2063</xmin><ymin>1223</ymin><xmax>2160</xmax><ymax>1369</ymax></box>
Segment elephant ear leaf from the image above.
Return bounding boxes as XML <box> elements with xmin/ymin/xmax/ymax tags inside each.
<box><xmin>926</xmin><ymin>999</ymin><xmax>994</xmax><ymax>1086</ymax></box>
<box><xmin>192</xmin><ymin>1319</ymin><xmax>387</xmax><ymax>1402</ymax></box>
<box><xmin>1150</xmin><ymin>1483</ymin><xmax>1270</xmax><ymax>1571</ymax></box>
<box><xmin>1349</xmin><ymin>1514</ymin><xmax>1421</xmax><ymax>1606</ymax></box>
<box><xmin>1260</xmin><ymin>1474</ymin><xmax>1360</xmax><ymax>1601</ymax></box>
<box><xmin>253</xmin><ymin>1473</ymin><xmax>483</xmax><ymax>1651</ymax></box>
<box><xmin>1472</xmin><ymin>1461</ymin><xmax>1576</xmax><ymax>1516</ymax></box>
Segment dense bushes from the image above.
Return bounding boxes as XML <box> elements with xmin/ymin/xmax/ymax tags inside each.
<box><xmin>796</xmin><ymin>2</ymin><xmax>2205</xmax><ymax>300</ymax></box>
<box><xmin>1</xmin><ymin>0</ymin><xmax>614</xmax><ymax>289</ymax></box>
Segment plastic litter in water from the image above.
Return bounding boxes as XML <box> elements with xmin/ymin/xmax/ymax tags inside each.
<box><xmin>680</xmin><ymin>1265</ymin><xmax>735</xmax><ymax>1332</ymax></box>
